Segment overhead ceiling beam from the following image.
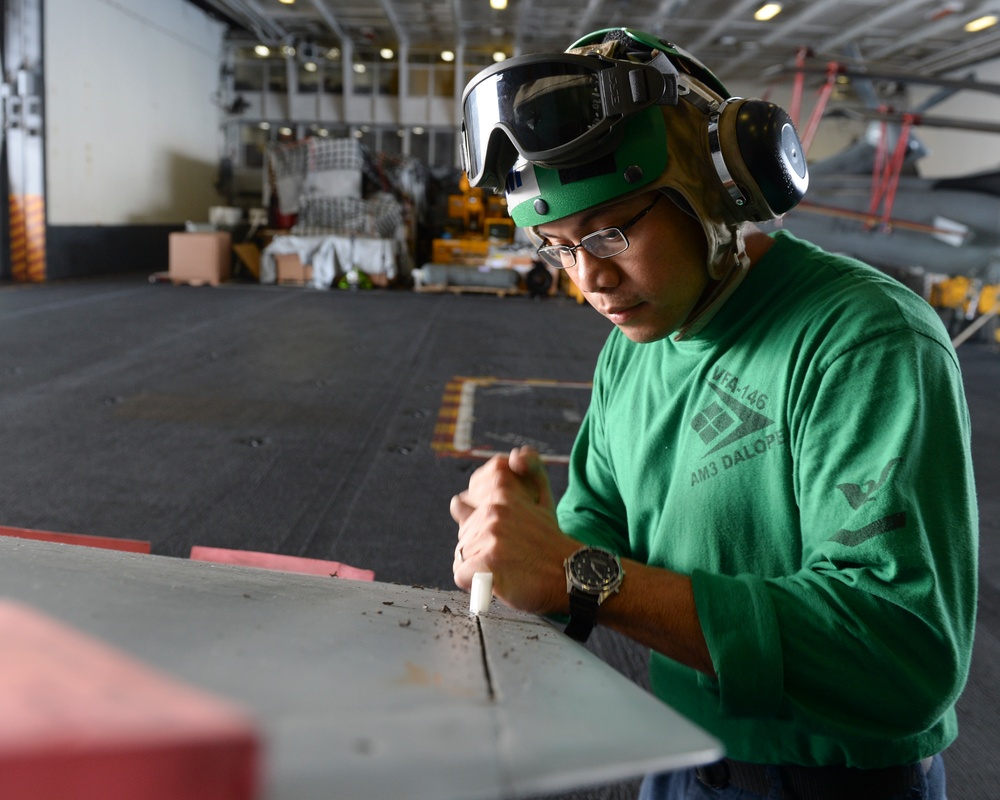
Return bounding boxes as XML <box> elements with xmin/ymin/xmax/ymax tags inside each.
<box><xmin>571</xmin><ymin>0</ymin><xmax>607</xmax><ymax>43</ymax></box>
<box><xmin>512</xmin><ymin>0</ymin><xmax>533</xmax><ymax>56</ymax></box>
<box><xmin>715</xmin><ymin>0</ymin><xmax>843</xmax><ymax>75</ymax></box>
<box><xmin>866</xmin><ymin>1</ymin><xmax>1000</xmax><ymax>61</ymax></box>
<box><xmin>830</xmin><ymin>106</ymin><xmax>1000</xmax><ymax>136</ymax></box>
<box><xmin>652</xmin><ymin>0</ymin><xmax>697</xmax><ymax>47</ymax></box>
<box><xmin>909</xmin><ymin>29</ymin><xmax>1000</xmax><ymax>73</ymax></box>
<box><xmin>307</xmin><ymin>0</ymin><xmax>349</xmax><ymax>42</ymax></box>
<box><xmin>687</xmin><ymin>0</ymin><xmax>761</xmax><ymax>53</ymax></box>
<box><xmin>378</xmin><ymin>0</ymin><xmax>409</xmax><ymax>46</ymax></box>
<box><xmin>815</xmin><ymin>0</ymin><xmax>931</xmax><ymax>56</ymax></box>
<box><xmin>211</xmin><ymin>0</ymin><xmax>287</xmax><ymax>41</ymax></box>
<box><xmin>777</xmin><ymin>62</ymin><xmax>1000</xmax><ymax>96</ymax></box>
<box><xmin>185</xmin><ymin>0</ymin><xmax>255</xmax><ymax>33</ymax></box>
<box><xmin>655</xmin><ymin>0</ymin><xmax>691</xmax><ymax>19</ymax></box>
<box><xmin>451</xmin><ymin>0</ymin><xmax>466</xmax><ymax>49</ymax></box>
<box><xmin>240</xmin><ymin>0</ymin><xmax>293</xmax><ymax>38</ymax></box>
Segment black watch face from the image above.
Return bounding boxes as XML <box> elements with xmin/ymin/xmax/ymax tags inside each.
<box><xmin>569</xmin><ymin>549</ymin><xmax>621</xmax><ymax>591</ymax></box>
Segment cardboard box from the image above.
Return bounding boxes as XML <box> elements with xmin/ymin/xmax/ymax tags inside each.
<box><xmin>275</xmin><ymin>253</ymin><xmax>313</xmax><ymax>285</ymax></box>
<box><xmin>168</xmin><ymin>232</ymin><xmax>231</xmax><ymax>286</ymax></box>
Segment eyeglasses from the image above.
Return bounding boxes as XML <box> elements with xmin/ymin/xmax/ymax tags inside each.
<box><xmin>536</xmin><ymin>194</ymin><xmax>662</xmax><ymax>270</ymax></box>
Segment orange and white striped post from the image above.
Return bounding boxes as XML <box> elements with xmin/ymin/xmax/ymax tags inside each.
<box><xmin>4</xmin><ymin>0</ymin><xmax>46</xmax><ymax>282</ymax></box>
<box><xmin>8</xmin><ymin>193</ymin><xmax>46</xmax><ymax>282</ymax></box>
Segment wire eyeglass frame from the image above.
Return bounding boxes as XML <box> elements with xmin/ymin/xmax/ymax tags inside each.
<box><xmin>536</xmin><ymin>193</ymin><xmax>662</xmax><ymax>270</ymax></box>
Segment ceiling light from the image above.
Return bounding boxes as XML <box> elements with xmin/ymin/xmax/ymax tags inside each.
<box><xmin>303</xmin><ymin>61</ymin><xmax>318</xmax><ymax>72</ymax></box>
<box><xmin>325</xmin><ymin>47</ymin><xmax>340</xmax><ymax>60</ymax></box>
<box><xmin>965</xmin><ymin>14</ymin><xmax>998</xmax><ymax>31</ymax></box>
<box><xmin>754</xmin><ymin>3</ymin><xmax>782</xmax><ymax>21</ymax></box>
<box><xmin>441</xmin><ymin>50</ymin><xmax>455</xmax><ymax>62</ymax></box>
<box><xmin>278</xmin><ymin>0</ymin><xmax>295</xmax><ymax>4</ymax></box>
<box><xmin>492</xmin><ymin>51</ymin><xmax>507</xmax><ymax>62</ymax></box>
<box><xmin>490</xmin><ymin>0</ymin><xmax>507</xmax><ymax>9</ymax></box>
<box><xmin>353</xmin><ymin>63</ymin><xmax>367</xmax><ymax>73</ymax></box>
<box><xmin>413</xmin><ymin>126</ymin><xmax>425</xmax><ymax>135</ymax></box>
<box><xmin>380</xmin><ymin>48</ymin><xmax>394</xmax><ymax>59</ymax></box>
<box><xmin>281</xmin><ymin>45</ymin><xmax>296</xmax><ymax>57</ymax></box>
<box><xmin>254</xmin><ymin>44</ymin><xmax>270</xmax><ymax>57</ymax></box>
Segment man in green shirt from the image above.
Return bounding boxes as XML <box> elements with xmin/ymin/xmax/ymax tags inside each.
<box><xmin>450</xmin><ymin>28</ymin><xmax>977</xmax><ymax>800</ymax></box>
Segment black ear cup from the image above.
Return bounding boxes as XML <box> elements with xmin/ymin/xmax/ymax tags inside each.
<box><xmin>711</xmin><ymin>99</ymin><xmax>809</xmax><ymax>221</ymax></box>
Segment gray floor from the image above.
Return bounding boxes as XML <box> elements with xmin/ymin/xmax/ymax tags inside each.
<box><xmin>0</xmin><ymin>275</ymin><xmax>995</xmax><ymax>798</ymax></box>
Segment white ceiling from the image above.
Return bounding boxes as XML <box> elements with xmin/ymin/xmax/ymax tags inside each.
<box><xmin>193</xmin><ymin>0</ymin><xmax>1000</xmax><ymax>85</ymax></box>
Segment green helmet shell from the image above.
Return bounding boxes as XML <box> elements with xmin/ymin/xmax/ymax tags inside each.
<box><xmin>505</xmin><ymin>106</ymin><xmax>667</xmax><ymax>227</ymax></box>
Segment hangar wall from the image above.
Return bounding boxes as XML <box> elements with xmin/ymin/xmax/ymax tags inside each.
<box><xmin>44</xmin><ymin>0</ymin><xmax>224</xmax><ymax>277</ymax></box>
<box><xmin>911</xmin><ymin>58</ymin><xmax>1000</xmax><ymax>178</ymax></box>
<box><xmin>27</xmin><ymin>0</ymin><xmax>1000</xmax><ymax>281</ymax></box>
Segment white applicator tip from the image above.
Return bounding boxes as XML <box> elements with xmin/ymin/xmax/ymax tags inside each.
<box><xmin>470</xmin><ymin>572</ymin><xmax>493</xmax><ymax>615</ymax></box>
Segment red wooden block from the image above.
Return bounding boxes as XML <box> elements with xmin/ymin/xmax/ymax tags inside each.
<box><xmin>0</xmin><ymin>525</ymin><xmax>150</xmax><ymax>554</ymax></box>
<box><xmin>190</xmin><ymin>545</ymin><xmax>375</xmax><ymax>581</ymax></box>
<box><xmin>0</xmin><ymin>601</ymin><xmax>260</xmax><ymax>800</ymax></box>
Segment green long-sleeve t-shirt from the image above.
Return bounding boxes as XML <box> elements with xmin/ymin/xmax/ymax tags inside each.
<box><xmin>557</xmin><ymin>231</ymin><xmax>978</xmax><ymax>768</ymax></box>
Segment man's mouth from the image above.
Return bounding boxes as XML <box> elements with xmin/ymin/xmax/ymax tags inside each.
<box><xmin>601</xmin><ymin>302</ymin><xmax>643</xmax><ymax>323</ymax></box>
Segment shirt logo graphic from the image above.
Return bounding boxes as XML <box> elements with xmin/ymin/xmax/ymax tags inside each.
<box><xmin>691</xmin><ymin>384</ymin><xmax>774</xmax><ymax>457</ymax></box>
<box><xmin>836</xmin><ymin>458</ymin><xmax>902</xmax><ymax>509</ymax></box>
<box><xmin>831</xmin><ymin>512</ymin><xmax>907</xmax><ymax>546</ymax></box>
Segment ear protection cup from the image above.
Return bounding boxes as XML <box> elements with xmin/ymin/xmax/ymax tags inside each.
<box><xmin>708</xmin><ymin>98</ymin><xmax>809</xmax><ymax>222</ymax></box>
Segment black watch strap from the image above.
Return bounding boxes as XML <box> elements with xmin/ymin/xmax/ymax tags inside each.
<box><xmin>564</xmin><ymin>590</ymin><xmax>600</xmax><ymax>642</ymax></box>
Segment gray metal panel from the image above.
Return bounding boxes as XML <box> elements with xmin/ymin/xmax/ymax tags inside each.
<box><xmin>0</xmin><ymin>537</ymin><xmax>721</xmax><ymax>799</ymax></box>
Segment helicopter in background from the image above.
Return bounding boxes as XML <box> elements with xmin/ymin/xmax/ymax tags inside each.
<box><xmin>764</xmin><ymin>52</ymin><xmax>1000</xmax><ymax>343</ymax></box>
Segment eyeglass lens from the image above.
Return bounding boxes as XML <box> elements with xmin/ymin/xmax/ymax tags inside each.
<box><xmin>539</xmin><ymin>230</ymin><xmax>627</xmax><ymax>269</ymax></box>
<box><xmin>537</xmin><ymin>193</ymin><xmax>661</xmax><ymax>269</ymax></box>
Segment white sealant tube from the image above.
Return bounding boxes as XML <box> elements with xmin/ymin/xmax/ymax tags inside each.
<box><xmin>470</xmin><ymin>572</ymin><xmax>493</xmax><ymax>615</ymax></box>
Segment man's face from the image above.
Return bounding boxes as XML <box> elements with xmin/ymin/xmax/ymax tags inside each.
<box><xmin>535</xmin><ymin>191</ymin><xmax>710</xmax><ymax>343</ymax></box>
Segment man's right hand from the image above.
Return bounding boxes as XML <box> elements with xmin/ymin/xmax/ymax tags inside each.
<box><xmin>451</xmin><ymin>447</ymin><xmax>576</xmax><ymax>615</ymax></box>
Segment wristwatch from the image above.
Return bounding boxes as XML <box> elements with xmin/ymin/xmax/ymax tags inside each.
<box><xmin>563</xmin><ymin>546</ymin><xmax>624</xmax><ymax>643</ymax></box>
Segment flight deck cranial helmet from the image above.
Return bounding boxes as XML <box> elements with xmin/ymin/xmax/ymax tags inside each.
<box><xmin>459</xmin><ymin>28</ymin><xmax>809</xmax><ymax>281</ymax></box>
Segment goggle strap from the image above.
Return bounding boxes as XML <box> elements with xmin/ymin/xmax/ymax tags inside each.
<box><xmin>647</xmin><ymin>51</ymin><xmax>680</xmax><ymax>105</ymax></box>
<box><xmin>599</xmin><ymin>62</ymin><xmax>677</xmax><ymax>117</ymax></box>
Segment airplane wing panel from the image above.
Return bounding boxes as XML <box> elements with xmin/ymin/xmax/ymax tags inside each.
<box><xmin>0</xmin><ymin>536</ymin><xmax>721</xmax><ymax>799</ymax></box>
<box><xmin>479</xmin><ymin>609</ymin><xmax>722</xmax><ymax>798</ymax></box>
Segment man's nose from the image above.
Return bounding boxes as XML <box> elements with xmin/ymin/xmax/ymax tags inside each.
<box><xmin>572</xmin><ymin>250</ymin><xmax>619</xmax><ymax>293</ymax></box>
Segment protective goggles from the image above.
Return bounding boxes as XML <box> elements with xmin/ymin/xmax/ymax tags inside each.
<box><xmin>461</xmin><ymin>52</ymin><xmax>677</xmax><ymax>190</ymax></box>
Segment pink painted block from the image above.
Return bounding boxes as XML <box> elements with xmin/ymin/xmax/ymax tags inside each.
<box><xmin>189</xmin><ymin>546</ymin><xmax>375</xmax><ymax>581</ymax></box>
<box><xmin>0</xmin><ymin>601</ymin><xmax>260</xmax><ymax>800</ymax></box>
<box><xmin>0</xmin><ymin>525</ymin><xmax>150</xmax><ymax>554</ymax></box>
